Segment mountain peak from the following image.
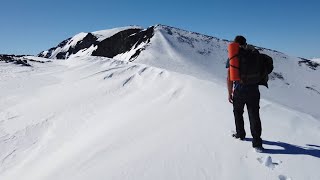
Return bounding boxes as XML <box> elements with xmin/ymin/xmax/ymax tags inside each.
<box><xmin>37</xmin><ymin>24</ymin><xmax>310</xmax><ymax>66</ymax></box>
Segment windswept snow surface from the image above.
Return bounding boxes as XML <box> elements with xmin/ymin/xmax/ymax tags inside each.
<box><xmin>0</xmin><ymin>56</ymin><xmax>319</xmax><ymax>180</ymax></box>
<box><xmin>124</xmin><ymin>25</ymin><xmax>320</xmax><ymax>119</ymax></box>
<box><xmin>92</xmin><ymin>26</ymin><xmax>142</xmax><ymax>41</ymax></box>
<box><xmin>311</xmin><ymin>58</ymin><xmax>320</xmax><ymax>63</ymax></box>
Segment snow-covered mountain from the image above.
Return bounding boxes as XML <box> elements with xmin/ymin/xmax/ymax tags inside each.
<box><xmin>38</xmin><ymin>24</ymin><xmax>320</xmax><ymax>118</ymax></box>
<box><xmin>1</xmin><ymin>25</ymin><xmax>320</xmax><ymax>180</ymax></box>
<box><xmin>38</xmin><ymin>25</ymin><xmax>150</xmax><ymax>60</ymax></box>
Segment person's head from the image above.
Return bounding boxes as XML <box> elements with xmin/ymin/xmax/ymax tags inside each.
<box><xmin>234</xmin><ymin>35</ymin><xmax>247</xmax><ymax>46</ymax></box>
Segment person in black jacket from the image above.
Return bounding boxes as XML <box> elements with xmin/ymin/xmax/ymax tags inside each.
<box><xmin>226</xmin><ymin>35</ymin><xmax>263</xmax><ymax>151</ymax></box>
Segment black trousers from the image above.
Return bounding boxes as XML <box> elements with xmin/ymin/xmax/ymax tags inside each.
<box><xmin>233</xmin><ymin>86</ymin><xmax>262</xmax><ymax>147</ymax></box>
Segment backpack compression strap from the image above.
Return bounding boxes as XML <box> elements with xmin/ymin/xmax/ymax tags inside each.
<box><xmin>228</xmin><ymin>54</ymin><xmax>240</xmax><ymax>69</ymax></box>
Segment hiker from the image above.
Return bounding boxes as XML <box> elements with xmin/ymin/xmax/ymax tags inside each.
<box><xmin>226</xmin><ymin>35</ymin><xmax>264</xmax><ymax>151</ymax></box>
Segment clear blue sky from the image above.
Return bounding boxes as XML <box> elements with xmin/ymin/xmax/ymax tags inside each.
<box><xmin>1</xmin><ymin>0</ymin><xmax>319</xmax><ymax>58</ymax></box>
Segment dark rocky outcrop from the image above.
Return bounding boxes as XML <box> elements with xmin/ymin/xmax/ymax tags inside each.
<box><xmin>38</xmin><ymin>38</ymin><xmax>71</xmax><ymax>58</ymax></box>
<box><xmin>270</xmin><ymin>72</ymin><xmax>285</xmax><ymax>80</ymax></box>
<box><xmin>0</xmin><ymin>54</ymin><xmax>31</xmax><ymax>66</ymax></box>
<box><xmin>39</xmin><ymin>33</ymin><xmax>98</xmax><ymax>59</ymax></box>
<box><xmin>306</xmin><ymin>86</ymin><xmax>320</xmax><ymax>94</ymax></box>
<box><xmin>38</xmin><ymin>26</ymin><xmax>154</xmax><ymax>61</ymax></box>
<box><xmin>92</xmin><ymin>26</ymin><xmax>154</xmax><ymax>61</ymax></box>
<box><xmin>92</xmin><ymin>29</ymin><xmax>141</xmax><ymax>58</ymax></box>
<box><xmin>298</xmin><ymin>58</ymin><xmax>319</xmax><ymax>70</ymax></box>
<box><xmin>66</xmin><ymin>33</ymin><xmax>97</xmax><ymax>57</ymax></box>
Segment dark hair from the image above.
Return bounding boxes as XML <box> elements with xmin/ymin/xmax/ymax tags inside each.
<box><xmin>234</xmin><ymin>35</ymin><xmax>247</xmax><ymax>45</ymax></box>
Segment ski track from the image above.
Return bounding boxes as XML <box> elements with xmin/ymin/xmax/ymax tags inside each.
<box><xmin>0</xmin><ymin>57</ymin><xmax>319</xmax><ymax>180</ymax></box>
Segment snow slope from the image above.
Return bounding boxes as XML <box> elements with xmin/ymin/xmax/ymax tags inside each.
<box><xmin>92</xmin><ymin>26</ymin><xmax>142</xmax><ymax>42</ymax></box>
<box><xmin>116</xmin><ymin>25</ymin><xmax>320</xmax><ymax>119</ymax></box>
<box><xmin>1</xmin><ymin>57</ymin><xmax>319</xmax><ymax>180</ymax></box>
<box><xmin>312</xmin><ymin>58</ymin><xmax>320</xmax><ymax>63</ymax></box>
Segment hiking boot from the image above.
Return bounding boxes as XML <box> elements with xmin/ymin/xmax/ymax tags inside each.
<box><xmin>253</xmin><ymin>146</ymin><xmax>265</xmax><ymax>153</ymax></box>
<box><xmin>232</xmin><ymin>133</ymin><xmax>245</xmax><ymax>140</ymax></box>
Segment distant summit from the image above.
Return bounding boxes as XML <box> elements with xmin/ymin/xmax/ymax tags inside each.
<box><xmin>38</xmin><ymin>25</ymin><xmax>152</xmax><ymax>60</ymax></box>
<box><xmin>38</xmin><ymin>24</ymin><xmax>229</xmax><ymax>61</ymax></box>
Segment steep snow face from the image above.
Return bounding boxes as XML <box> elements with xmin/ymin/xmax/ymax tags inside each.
<box><xmin>1</xmin><ymin>57</ymin><xmax>319</xmax><ymax>180</ymax></box>
<box><xmin>126</xmin><ymin>25</ymin><xmax>230</xmax><ymax>81</ymax></box>
<box><xmin>93</xmin><ymin>26</ymin><xmax>142</xmax><ymax>42</ymax></box>
<box><xmin>121</xmin><ymin>25</ymin><xmax>320</xmax><ymax>119</ymax></box>
<box><xmin>67</xmin><ymin>32</ymin><xmax>89</xmax><ymax>48</ymax></box>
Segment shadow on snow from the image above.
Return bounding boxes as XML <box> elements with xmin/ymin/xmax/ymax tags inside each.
<box><xmin>244</xmin><ymin>138</ymin><xmax>320</xmax><ymax>158</ymax></box>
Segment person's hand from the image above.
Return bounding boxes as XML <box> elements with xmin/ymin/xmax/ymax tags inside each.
<box><xmin>228</xmin><ymin>93</ymin><xmax>233</xmax><ymax>104</ymax></box>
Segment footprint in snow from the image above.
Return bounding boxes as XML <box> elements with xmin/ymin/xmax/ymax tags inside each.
<box><xmin>257</xmin><ymin>156</ymin><xmax>281</xmax><ymax>170</ymax></box>
<box><xmin>278</xmin><ymin>175</ymin><xmax>292</xmax><ymax>180</ymax></box>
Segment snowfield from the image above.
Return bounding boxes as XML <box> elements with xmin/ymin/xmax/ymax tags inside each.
<box><xmin>312</xmin><ymin>58</ymin><xmax>320</xmax><ymax>63</ymax></box>
<box><xmin>0</xmin><ymin>56</ymin><xmax>319</xmax><ymax>180</ymax></box>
